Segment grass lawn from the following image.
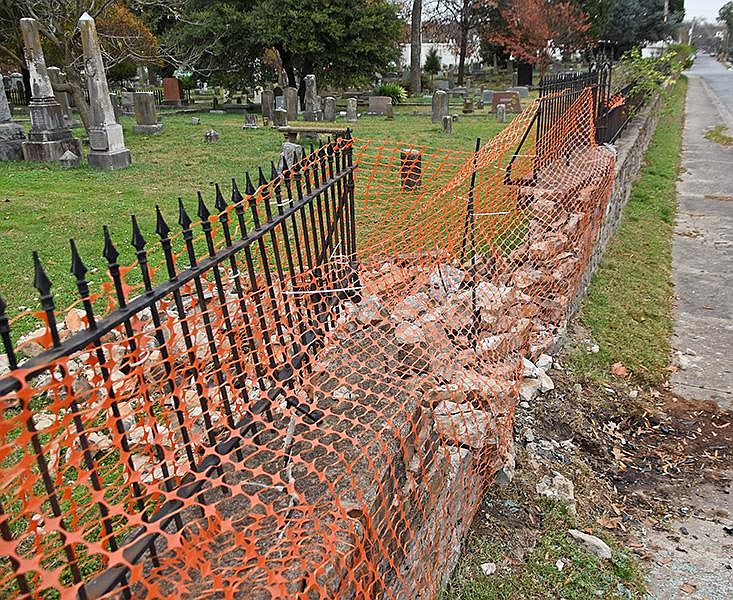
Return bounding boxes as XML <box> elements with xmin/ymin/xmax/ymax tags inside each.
<box><xmin>443</xmin><ymin>501</ymin><xmax>646</xmax><ymax>600</ymax></box>
<box><xmin>567</xmin><ymin>77</ymin><xmax>687</xmax><ymax>386</ymax></box>
<box><xmin>0</xmin><ymin>106</ymin><xmax>513</xmax><ymax>323</ymax></box>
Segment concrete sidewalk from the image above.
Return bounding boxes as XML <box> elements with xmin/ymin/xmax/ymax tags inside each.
<box><xmin>645</xmin><ymin>58</ymin><xmax>733</xmax><ymax>600</ymax></box>
<box><xmin>670</xmin><ymin>64</ymin><xmax>733</xmax><ymax>408</ymax></box>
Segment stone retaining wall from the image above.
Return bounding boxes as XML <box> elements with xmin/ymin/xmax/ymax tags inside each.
<box><xmin>569</xmin><ymin>90</ymin><xmax>666</xmax><ymax>318</ymax></box>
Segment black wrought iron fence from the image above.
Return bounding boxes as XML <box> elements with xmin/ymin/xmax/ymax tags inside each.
<box><xmin>0</xmin><ymin>133</ymin><xmax>358</xmax><ymax>598</ymax></box>
<box><xmin>6</xmin><ymin>85</ymin><xmax>26</xmax><ymax>106</ymax></box>
<box><xmin>504</xmin><ymin>61</ymin><xmax>646</xmax><ymax>185</ymax></box>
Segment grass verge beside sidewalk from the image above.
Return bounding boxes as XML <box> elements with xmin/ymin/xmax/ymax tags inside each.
<box><xmin>568</xmin><ymin>77</ymin><xmax>687</xmax><ymax>385</ymax></box>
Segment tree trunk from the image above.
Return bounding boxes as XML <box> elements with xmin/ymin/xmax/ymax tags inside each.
<box><xmin>279</xmin><ymin>47</ymin><xmax>298</xmax><ymax>88</ymax></box>
<box><xmin>409</xmin><ymin>0</ymin><xmax>422</xmax><ymax>95</ymax></box>
<box><xmin>64</xmin><ymin>68</ymin><xmax>92</xmax><ymax>132</ymax></box>
<box><xmin>298</xmin><ymin>59</ymin><xmax>314</xmax><ymax>106</ymax></box>
<box><xmin>457</xmin><ymin>22</ymin><xmax>469</xmax><ymax>86</ymax></box>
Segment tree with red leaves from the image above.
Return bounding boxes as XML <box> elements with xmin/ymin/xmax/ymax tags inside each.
<box><xmin>488</xmin><ymin>0</ymin><xmax>592</xmax><ymax>78</ymax></box>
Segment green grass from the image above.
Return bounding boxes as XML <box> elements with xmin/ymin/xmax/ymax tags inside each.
<box><xmin>442</xmin><ymin>500</ymin><xmax>646</xmax><ymax>599</ymax></box>
<box><xmin>0</xmin><ymin>108</ymin><xmax>512</xmax><ymax>325</ymax></box>
<box><xmin>567</xmin><ymin>77</ymin><xmax>688</xmax><ymax>386</ymax></box>
<box><xmin>704</xmin><ymin>124</ymin><xmax>733</xmax><ymax>146</ymax></box>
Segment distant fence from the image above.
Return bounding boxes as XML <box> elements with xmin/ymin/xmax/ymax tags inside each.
<box><xmin>505</xmin><ymin>61</ymin><xmax>645</xmax><ymax>186</ymax></box>
<box><xmin>6</xmin><ymin>85</ymin><xmax>26</xmax><ymax>106</ymax></box>
<box><xmin>0</xmin><ymin>88</ymin><xmax>620</xmax><ymax>597</ymax></box>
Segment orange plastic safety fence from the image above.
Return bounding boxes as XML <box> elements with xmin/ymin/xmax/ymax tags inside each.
<box><xmin>0</xmin><ymin>90</ymin><xmax>615</xmax><ymax>599</ymax></box>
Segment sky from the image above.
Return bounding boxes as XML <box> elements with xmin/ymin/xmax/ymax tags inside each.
<box><xmin>685</xmin><ymin>0</ymin><xmax>726</xmax><ymax>22</ymax></box>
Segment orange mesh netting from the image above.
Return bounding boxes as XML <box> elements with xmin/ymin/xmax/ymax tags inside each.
<box><xmin>0</xmin><ymin>89</ymin><xmax>615</xmax><ymax>599</ymax></box>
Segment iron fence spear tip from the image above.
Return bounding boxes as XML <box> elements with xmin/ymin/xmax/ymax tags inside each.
<box><xmin>258</xmin><ymin>166</ymin><xmax>267</xmax><ymax>187</ymax></box>
<box><xmin>270</xmin><ymin>161</ymin><xmax>278</xmax><ymax>180</ymax></box>
<box><xmin>102</xmin><ymin>225</ymin><xmax>119</xmax><ymax>264</ymax></box>
<box><xmin>32</xmin><ymin>251</ymin><xmax>52</xmax><ymax>296</ymax></box>
<box><xmin>130</xmin><ymin>215</ymin><xmax>146</xmax><ymax>251</ymax></box>
<box><xmin>69</xmin><ymin>239</ymin><xmax>87</xmax><ymax>279</ymax></box>
<box><xmin>178</xmin><ymin>198</ymin><xmax>192</xmax><ymax>230</ymax></box>
<box><xmin>155</xmin><ymin>206</ymin><xmax>170</xmax><ymax>238</ymax></box>
<box><xmin>245</xmin><ymin>173</ymin><xmax>255</xmax><ymax>196</ymax></box>
<box><xmin>231</xmin><ymin>178</ymin><xmax>242</xmax><ymax>203</ymax></box>
<box><xmin>197</xmin><ymin>191</ymin><xmax>210</xmax><ymax>221</ymax></box>
<box><xmin>214</xmin><ymin>183</ymin><xmax>227</xmax><ymax>212</ymax></box>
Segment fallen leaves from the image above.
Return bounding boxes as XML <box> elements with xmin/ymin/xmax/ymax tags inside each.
<box><xmin>611</xmin><ymin>362</ymin><xmax>629</xmax><ymax>378</ymax></box>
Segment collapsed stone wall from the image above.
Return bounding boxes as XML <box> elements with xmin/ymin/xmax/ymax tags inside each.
<box><xmin>0</xmin><ymin>89</ymin><xmax>651</xmax><ymax>599</ymax></box>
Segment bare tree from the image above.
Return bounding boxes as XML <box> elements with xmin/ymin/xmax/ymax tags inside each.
<box><xmin>432</xmin><ymin>0</ymin><xmax>491</xmax><ymax>85</ymax></box>
<box><xmin>409</xmin><ymin>0</ymin><xmax>422</xmax><ymax>94</ymax></box>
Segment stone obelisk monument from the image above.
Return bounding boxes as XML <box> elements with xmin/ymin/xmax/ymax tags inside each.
<box><xmin>79</xmin><ymin>12</ymin><xmax>131</xmax><ymax>170</ymax></box>
<box><xmin>20</xmin><ymin>18</ymin><xmax>82</xmax><ymax>162</ymax></box>
<box><xmin>0</xmin><ymin>83</ymin><xmax>26</xmax><ymax>160</ymax></box>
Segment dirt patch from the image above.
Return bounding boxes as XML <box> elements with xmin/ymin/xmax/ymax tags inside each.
<box><xmin>459</xmin><ymin>337</ymin><xmax>732</xmax><ymax>585</ymax></box>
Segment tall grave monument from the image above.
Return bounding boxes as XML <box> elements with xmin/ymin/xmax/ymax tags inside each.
<box><xmin>0</xmin><ymin>83</ymin><xmax>26</xmax><ymax>160</ymax></box>
<box><xmin>303</xmin><ymin>74</ymin><xmax>321</xmax><ymax>121</ymax></box>
<box><xmin>20</xmin><ymin>18</ymin><xmax>82</xmax><ymax>162</ymax></box>
<box><xmin>79</xmin><ymin>13</ymin><xmax>131</xmax><ymax>170</ymax></box>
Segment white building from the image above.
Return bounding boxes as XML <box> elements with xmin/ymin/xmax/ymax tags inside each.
<box><xmin>398</xmin><ymin>42</ymin><xmax>481</xmax><ymax>71</ymax></box>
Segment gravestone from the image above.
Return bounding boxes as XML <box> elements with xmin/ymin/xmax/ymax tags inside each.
<box><xmin>516</xmin><ymin>62</ymin><xmax>533</xmax><ymax>86</ymax></box>
<box><xmin>46</xmin><ymin>67</ymin><xmax>73</xmax><ymax>127</ymax></box>
<box><xmin>303</xmin><ymin>74</ymin><xmax>321</xmax><ymax>121</ymax></box>
<box><xmin>58</xmin><ymin>150</ymin><xmax>80</xmax><ymax>169</ymax></box>
<box><xmin>133</xmin><ymin>92</ymin><xmax>162</xmax><ymax>134</ymax></box>
<box><xmin>79</xmin><ymin>13</ymin><xmax>131</xmax><ymax>170</ymax></box>
<box><xmin>261</xmin><ymin>89</ymin><xmax>274</xmax><ymax>121</ymax></box>
<box><xmin>275</xmin><ymin>95</ymin><xmax>285</xmax><ymax>110</ymax></box>
<box><xmin>442</xmin><ymin>115</ymin><xmax>452</xmax><ymax>134</ymax></box>
<box><xmin>346</xmin><ymin>98</ymin><xmax>358</xmax><ymax>123</ymax></box>
<box><xmin>431</xmin><ymin>90</ymin><xmax>449</xmax><ymax>124</ymax></box>
<box><xmin>273</xmin><ymin>107</ymin><xmax>288</xmax><ymax>127</ymax></box>
<box><xmin>368</xmin><ymin>96</ymin><xmax>391</xmax><ymax>114</ymax></box>
<box><xmin>496</xmin><ymin>104</ymin><xmax>506</xmax><ymax>123</ymax></box>
<box><xmin>279</xmin><ymin>141</ymin><xmax>304</xmax><ymax>172</ymax></box>
<box><xmin>476</xmin><ymin>98</ymin><xmax>484</xmax><ymax>110</ymax></box>
<box><xmin>243</xmin><ymin>113</ymin><xmax>258</xmax><ymax>129</ymax></box>
<box><xmin>0</xmin><ymin>84</ymin><xmax>26</xmax><ymax>160</ymax></box>
<box><xmin>204</xmin><ymin>129</ymin><xmax>219</xmax><ymax>143</ymax></box>
<box><xmin>399</xmin><ymin>149</ymin><xmax>421</xmax><ymax>190</ymax></box>
<box><xmin>482</xmin><ymin>90</ymin><xmax>494</xmax><ymax>104</ymax></box>
<box><xmin>491</xmin><ymin>91</ymin><xmax>521</xmax><ymax>113</ymax></box>
<box><xmin>433</xmin><ymin>79</ymin><xmax>450</xmax><ymax>90</ymax></box>
<box><xmin>20</xmin><ymin>18</ymin><xmax>82</xmax><ymax>162</ymax></box>
<box><xmin>462</xmin><ymin>97</ymin><xmax>474</xmax><ymax>114</ymax></box>
<box><xmin>323</xmin><ymin>96</ymin><xmax>336</xmax><ymax>122</ymax></box>
<box><xmin>451</xmin><ymin>87</ymin><xmax>467</xmax><ymax>98</ymax></box>
<box><xmin>109</xmin><ymin>94</ymin><xmax>122</xmax><ymax>121</ymax></box>
<box><xmin>508</xmin><ymin>86</ymin><xmax>529</xmax><ymax>98</ymax></box>
<box><xmin>385</xmin><ymin>102</ymin><xmax>394</xmax><ymax>121</ymax></box>
<box><xmin>162</xmin><ymin>77</ymin><xmax>183</xmax><ymax>106</ymax></box>
<box><xmin>120</xmin><ymin>91</ymin><xmax>135</xmax><ymax>114</ymax></box>
<box><xmin>285</xmin><ymin>87</ymin><xmax>298</xmax><ymax>121</ymax></box>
